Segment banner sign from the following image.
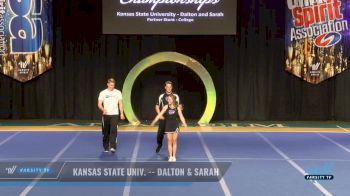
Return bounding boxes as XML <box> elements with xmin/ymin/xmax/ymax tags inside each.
<box><xmin>103</xmin><ymin>0</ymin><xmax>237</xmax><ymax>34</ymax></box>
<box><xmin>285</xmin><ymin>0</ymin><xmax>349</xmax><ymax>84</ymax></box>
<box><xmin>0</xmin><ymin>162</ymin><xmax>231</xmax><ymax>182</ymax></box>
<box><xmin>0</xmin><ymin>0</ymin><xmax>53</xmax><ymax>82</ymax></box>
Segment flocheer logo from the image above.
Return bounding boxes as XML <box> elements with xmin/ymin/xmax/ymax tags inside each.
<box><xmin>120</xmin><ymin>0</ymin><xmax>221</xmax><ymax>11</ymax></box>
<box><xmin>287</xmin><ymin>0</ymin><xmax>349</xmax><ymax>44</ymax></box>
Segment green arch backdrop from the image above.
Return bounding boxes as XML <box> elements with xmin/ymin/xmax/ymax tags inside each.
<box><xmin>122</xmin><ymin>52</ymin><xmax>216</xmax><ymax>125</ymax></box>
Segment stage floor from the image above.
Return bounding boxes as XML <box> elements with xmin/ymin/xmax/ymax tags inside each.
<box><xmin>1</xmin><ymin>120</ymin><xmax>350</xmax><ymax>132</ymax></box>
<box><xmin>0</xmin><ymin>124</ymin><xmax>349</xmax><ymax>195</ymax></box>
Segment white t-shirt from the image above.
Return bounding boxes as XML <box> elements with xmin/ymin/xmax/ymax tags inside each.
<box><xmin>98</xmin><ymin>89</ymin><xmax>122</xmax><ymax>115</ymax></box>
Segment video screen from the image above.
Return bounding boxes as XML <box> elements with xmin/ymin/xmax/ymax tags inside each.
<box><xmin>103</xmin><ymin>0</ymin><xmax>237</xmax><ymax>35</ymax></box>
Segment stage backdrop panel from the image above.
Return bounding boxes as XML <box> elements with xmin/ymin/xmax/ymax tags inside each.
<box><xmin>285</xmin><ymin>0</ymin><xmax>350</xmax><ymax>84</ymax></box>
<box><xmin>103</xmin><ymin>0</ymin><xmax>237</xmax><ymax>35</ymax></box>
<box><xmin>0</xmin><ymin>0</ymin><xmax>53</xmax><ymax>82</ymax></box>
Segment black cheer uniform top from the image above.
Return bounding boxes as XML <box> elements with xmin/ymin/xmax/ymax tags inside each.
<box><xmin>164</xmin><ymin>105</ymin><xmax>179</xmax><ymax>133</ymax></box>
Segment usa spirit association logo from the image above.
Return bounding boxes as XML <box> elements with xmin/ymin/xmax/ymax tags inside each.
<box><xmin>314</xmin><ymin>32</ymin><xmax>342</xmax><ymax>48</ymax></box>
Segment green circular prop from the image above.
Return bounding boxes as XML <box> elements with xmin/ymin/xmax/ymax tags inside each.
<box><xmin>122</xmin><ymin>52</ymin><xmax>216</xmax><ymax>125</ymax></box>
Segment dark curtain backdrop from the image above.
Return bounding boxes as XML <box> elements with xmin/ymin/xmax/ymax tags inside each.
<box><xmin>0</xmin><ymin>0</ymin><xmax>350</xmax><ymax>121</ymax></box>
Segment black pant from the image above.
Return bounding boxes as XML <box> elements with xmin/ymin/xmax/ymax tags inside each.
<box><xmin>102</xmin><ymin>115</ymin><xmax>119</xmax><ymax>150</ymax></box>
<box><xmin>157</xmin><ymin>120</ymin><xmax>165</xmax><ymax>146</ymax></box>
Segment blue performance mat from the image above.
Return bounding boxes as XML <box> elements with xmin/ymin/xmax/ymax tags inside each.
<box><xmin>0</xmin><ymin>131</ymin><xmax>349</xmax><ymax>196</ymax></box>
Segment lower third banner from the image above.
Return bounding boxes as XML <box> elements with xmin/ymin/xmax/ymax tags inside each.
<box><xmin>0</xmin><ymin>162</ymin><xmax>231</xmax><ymax>182</ymax></box>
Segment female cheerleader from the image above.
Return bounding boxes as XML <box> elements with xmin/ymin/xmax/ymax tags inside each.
<box><xmin>151</xmin><ymin>94</ymin><xmax>187</xmax><ymax>162</ymax></box>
